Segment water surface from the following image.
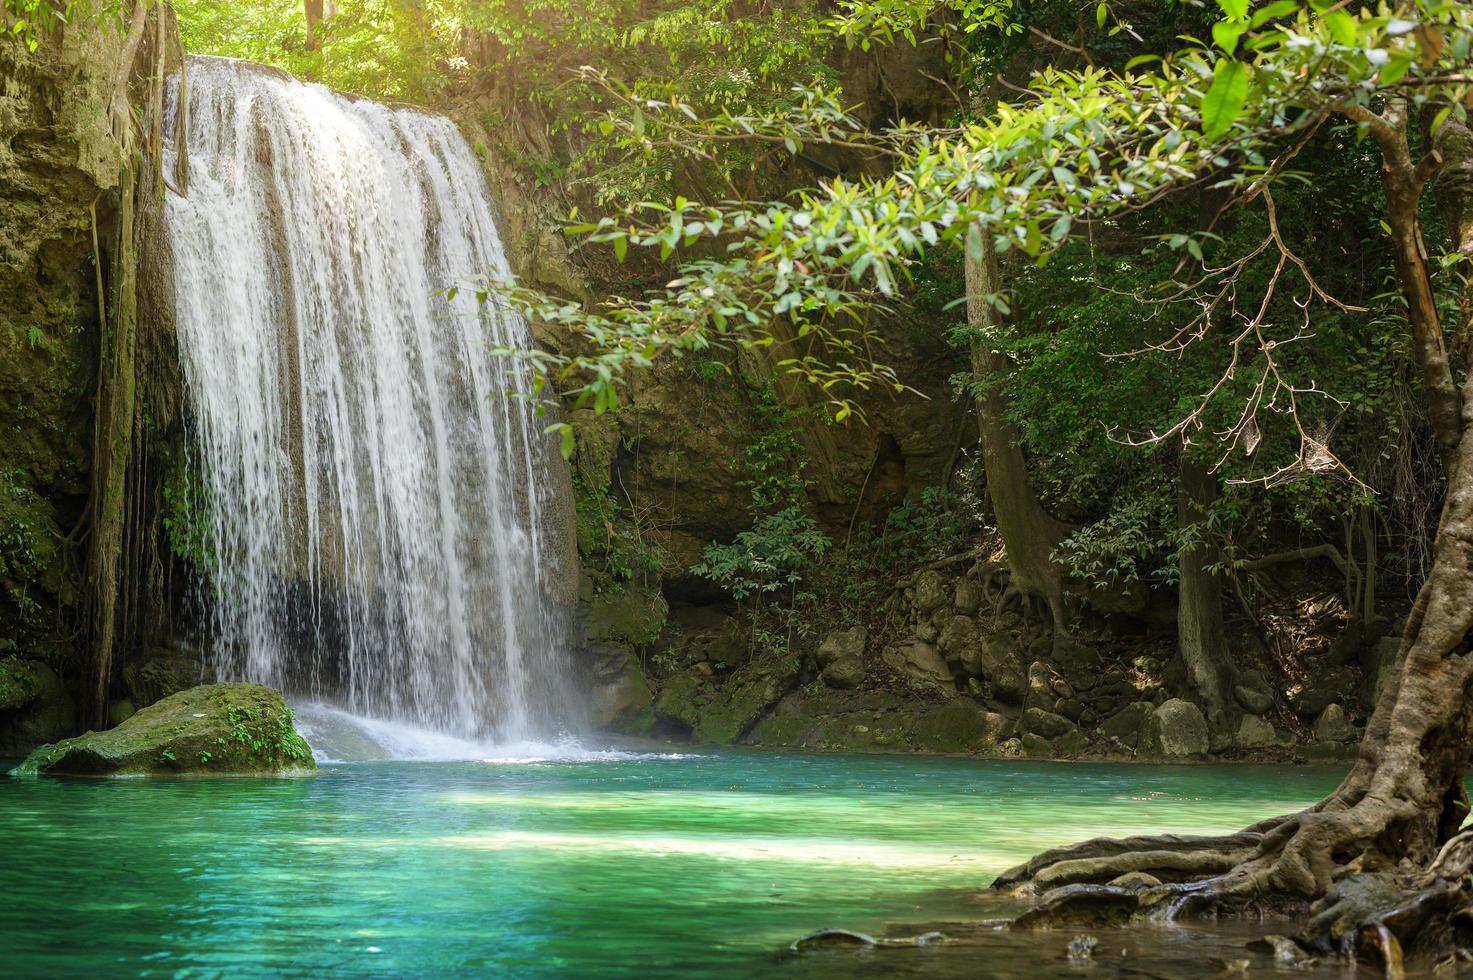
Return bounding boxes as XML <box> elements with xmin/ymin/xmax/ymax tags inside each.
<box><xmin>1</xmin><ymin>750</ymin><xmax>1347</xmax><ymax>976</ymax></box>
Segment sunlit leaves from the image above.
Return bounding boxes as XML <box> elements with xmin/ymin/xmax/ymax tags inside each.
<box><xmin>1201</xmin><ymin>59</ymin><xmax>1248</xmax><ymax>140</ymax></box>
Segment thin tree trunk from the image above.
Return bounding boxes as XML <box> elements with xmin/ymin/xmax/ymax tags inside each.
<box><xmin>1176</xmin><ymin>454</ymin><xmax>1235</xmax><ymax>724</ymax></box>
<box><xmin>964</xmin><ymin>231</ymin><xmax>1071</xmax><ymax>631</ymax></box>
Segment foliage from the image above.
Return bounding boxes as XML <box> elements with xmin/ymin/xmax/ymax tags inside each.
<box><xmin>3</xmin><ymin>0</ymin><xmax>129</xmax><ymax>53</ymax></box>
<box><xmin>160</xmin><ymin>459</ymin><xmax>217</xmax><ymax>577</ymax></box>
<box><xmin>691</xmin><ymin>506</ymin><xmax>829</xmax><ymax>601</ymax></box>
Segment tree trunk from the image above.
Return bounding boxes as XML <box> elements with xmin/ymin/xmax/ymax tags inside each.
<box><xmin>964</xmin><ymin>232</ymin><xmax>1072</xmax><ymax>631</ymax></box>
<box><xmin>1176</xmin><ymin>454</ymin><xmax>1235</xmax><ymax>724</ymax></box>
<box><xmin>1432</xmin><ymin>117</ymin><xmax>1473</xmax><ymax>358</ymax></box>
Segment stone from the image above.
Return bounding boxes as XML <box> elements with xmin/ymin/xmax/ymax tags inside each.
<box><xmin>1024</xmin><ymin>661</ymin><xmax>1056</xmax><ymax>711</ymax></box>
<box><xmin>697</xmin><ymin>654</ymin><xmax>801</xmax><ymax>743</ymax></box>
<box><xmin>815</xmin><ymin>626</ymin><xmax>867</xmax><ymax>667</ymax></box>
<box><xmin>701</xmin><ymin>617</ymin><xmax>748</xmax><ymax>669</ymax></box>
<box><xmin>12</xmin><ymin>684</ymin><xmax>315</xmax><ymax>777</ymax></box>
<box><xmin>654</xmin><ymin>674</ymin><xmax>703</xmax><ymax>730</ymax></box>
<box><xmin>1138</xmin><ymin>698</ymin><xmax>1209</xmax><ymax>758</ymax></box>
<box><xmin>1236</xmin><ymin>714</ymin><xmax>1282</xmax><ymax>750</ymax></box>
<box><xmin>990</xmin><ymin>662</ymin><xmax>1028</xmax><ymax>706</ymax></box>
<box><xmin>1289</xmin><ymin>666</ymin><xmax>1357</xmax><ymax>718</ymax></box>
<box><xmin>911</xmin><ymin>700</ymin><xmax>1011</xmax><ymax>753</ymax></box>
<box><xmin>1022</xmin><ymin>707</ymin><xmax>1076</xmax><ymax>740</ymax></box>
<box><xmin>1021</xmin><ymin>733</ymin><xmax>1054</xmax><ymax>758</ymax></box>
<box><xmin>1365</xmin><ymin>636</ymin><xmax>1401</xmax><ymax>676</ymax></box>
<box><xmin>913</xmin><ymin>569</ymin><xmax>949</xmax><ymax>615</ymax></box>
<box><xmin>954</xmin><ymin>577</ymin><xmax>982</xmax><ymax>615</ymax></box>
<box><xmin>1101</xmin><ymin>701</ymin><xmax>1155</xmax><ymax>745</ymax></box>
<box><xmin>0</xmin><ymin>661</ymin><xmax>75</xmax><ymax>756</ymax></box>
<box><xmin>122</xmin><ymin>647</ymin><xmax>207</xmax><ymax>709</ymax></box>
<box><xmin>890</xmin><ymin>641</ymin><xmax>952</xmax><ymax>688</ymax></box>
<box><xmin>0</xmin><ymin>658</ymin><xmax>47</xmax><ymax>711</ymax></box>
<box><xmin>1313</xmin><ymin>703</ymin><xmax>1354</xmax><ymax>742</ymax></box>
<box><xmin>1232</xmin><ymin>669</ymin><xmax>1275</xmax><ymax>716</ymax></box>
<box><xmin>1304</xmin><ymin>740</ymin><xmax>1356</xmax><ymax>763</ymax></box>
<box><xmin>1055</xmin><ymin>730</ymin><xmax>1090</xmax><ymax>757</ymax></box>
<box><xmin>107</xmin><ymin>699</ymin><xmax>136</xmax><ymax>728</ymax></box>
<box><xmin>1054</xmin><ymin>697</ymin><xmax>1085</xmax><ymax>723</ymax></box>
<box><xmin>936</xmin><ymin>616</ymin><xmax>978</xmax><ymax>661</ymax></box>
<box><xmin>587</xmin><ymin>585</ymin><xmax>668</xmax><ymax>647</ymax></box>
<box><xmin>585</xmin><ymin>641</ymin><xmax>654</xmax><ymax>734</ymax></box>
<box><xmin>821</xmin><ymin>655</ymin><xmax>866</xmax><ymax>690</ymax></box>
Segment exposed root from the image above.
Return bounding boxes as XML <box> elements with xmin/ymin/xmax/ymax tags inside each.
<box><xmin>999</xmin><ymin>815</ymin><xmax>1473</xmax><ymax>971</ymax></box>
<box><xmin>991</xmin><ymin>824</ymin><xmax>1280</xmax><ymax>893</ymax></box>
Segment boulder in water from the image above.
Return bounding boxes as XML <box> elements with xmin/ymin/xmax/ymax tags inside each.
<box><xmin>11</xmin><ymin>684</ymin><xmax>315</xmax><ymax>777</ymax></box>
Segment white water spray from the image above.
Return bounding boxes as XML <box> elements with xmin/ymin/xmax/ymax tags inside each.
<box><xmin>163</xmin><ymin>56</ymin><xmax>576</xmax><ymax>743</ymax></box>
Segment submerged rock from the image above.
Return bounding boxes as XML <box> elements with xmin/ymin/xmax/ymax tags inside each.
<box><xmin>11</xmin><ymin>684</ymin><xmax>316</xmax><ymax>777</ymax></box>
<box><xmin>1138</xmin><ymin>698</ymin><xmax>1208</xmax><ymax>758</ymax></box>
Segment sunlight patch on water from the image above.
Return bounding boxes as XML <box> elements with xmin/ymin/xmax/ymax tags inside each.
<box><xmin>298</xmin><ymin>830</ymin><xmax>1004</xmax><ymax>870</ymax></box>
<box><xmin>293</xmin><ymin>702</ymin><xmax>696</xmax><ymax>764</ymax></box>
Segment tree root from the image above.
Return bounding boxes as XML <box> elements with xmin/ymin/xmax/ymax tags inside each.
<box><xmin>997</xmin><ymin>815</ymin><xmax>1473</xmax><ymax>972</ymax></box>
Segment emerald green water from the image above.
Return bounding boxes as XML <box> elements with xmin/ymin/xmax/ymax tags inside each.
<box><xmin>1</xmin><ymin>751</ymin><xmax>1345</xmax><ymax>977</ymax></box>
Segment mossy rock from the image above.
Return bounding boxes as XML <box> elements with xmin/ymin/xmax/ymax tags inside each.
<box><xmin>911</xmin><ymin>699</ymin><xmax>1011</xmax><ymax>753</ymax></box>
<box><xmin>0</xmin><ymin>657</ymin><xmax>46</xmax><ymax>711</ymax></box>
<box><xmin>698</xmin><ymin>654</ymin><xmax>801</xmax><ymax>744</ymax></box>
<box><xmin>587</xmin><ymin>585</ymin><xmax>668</xmax><ymax>647</ymax></box>
<box><xmin>11</xmin><ymin>684</ymin><xmax>315</xmax><ymax>777</ymax></box>
<box><xmin>654</xmin><ymin>673</ymin><xmax>703</xmax><ymax>730</ymax></box>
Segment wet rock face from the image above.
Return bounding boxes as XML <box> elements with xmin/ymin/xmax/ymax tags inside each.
<box><xmin>11</xmin><ymin>684</ymin><xmax>315</xmax><ymax>777</ymax></box>
<box><xmin>1</xmin><ymin>29</ymin><xmax>133</xmax><ymax>672</ymax></box>
<box><xmin>585</xmin><ymin>641</ymin><xmax>654</xmax><ymax>733</ymax></box>
<box><xmin>1138</xmin><ymin>698</ymin><xmax>1209</xmax><ymax>758</ymax></box>
<box><xmin>0</xmin><ymin>658</ymin><xmax>75</xmax><ymax>755</ymax></box>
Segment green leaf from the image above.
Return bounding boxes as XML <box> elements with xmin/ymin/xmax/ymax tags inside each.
<box><xmin>1249</xmin><ymin>0</ymin><xmax>1298</xmax><ymax>28</ymax></box>
<box><xmin>1096</xmin><ymin>2</ymin><xmax>1108</xmax><ymax>30</ymax></box>
<box><xmin>613</xmin><ymin>235</ymin><xmax>628</xmax><ymax>262</ymax></box>
<box><xmin>1212</xmin><ymin>19</ymin><xmax>1246</xmax><ymax>54</ymax></box>
<box><xmin>1201</xmin><ymin>59</ymin><xmax>1248</xmax><ymax>141</ymax></box>
<box><xmin>1322</xmin><ymin>8</ymin><xmax>1357</xmax><ymax>46</ymax></box>
<box><xmin>1215</xmin><ymin>0</ymin><xmax>1247</xmax><ymax>21</ymax></box>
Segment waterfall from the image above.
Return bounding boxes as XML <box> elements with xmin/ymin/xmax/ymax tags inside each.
<box><xmin>162</xmin><ymin>56</ymin><xmax>576</xmax><ymax>743</ymax></box>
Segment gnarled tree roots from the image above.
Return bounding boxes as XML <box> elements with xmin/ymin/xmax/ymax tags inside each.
<box><xmin>994</xmin><ymin>804</ymin><xmax>1473</xmax><ymax>973</ymax></box>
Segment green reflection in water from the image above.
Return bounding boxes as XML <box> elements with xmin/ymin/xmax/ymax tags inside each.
<box><xmin>0</xmin><ymin>750</ymin><xmax>1345</xmax><ymax>977</ymax></box>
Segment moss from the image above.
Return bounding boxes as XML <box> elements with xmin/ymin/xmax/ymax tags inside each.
<box><xmin>11</xmin><ymin>683</ymin><xmax>316</xmax><ymax>777</ymax></box>
<box><xmin>0</xmin><ymin>657</ymin><xmax>45</xmax><ymax>711</ymax></box>
<box><xmin>587</xmin><ymin>584</ymin><xmax>668</xmax><ymax>647</ymax></box>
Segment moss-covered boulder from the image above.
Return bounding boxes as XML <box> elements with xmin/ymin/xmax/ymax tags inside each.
<box><xmin>587</xmin><ymin>584</ymin><xmax>668</xmax><ymax>647</ymax></box>
<box><xmin>698</xmin><ymin>654</ymin><xmax>801</xmax><ymax>743</ymax></box>
<box><xmin>11</xmin><ymin>684</ymin><xmax>315</xmax><ymax>777</ymax></box>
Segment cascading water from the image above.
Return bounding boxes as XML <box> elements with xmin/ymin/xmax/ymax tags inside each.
<box><xmin>162</xmin><ymin>56</ymin><xmax>578</xmax><ymax>745</ymax></box>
